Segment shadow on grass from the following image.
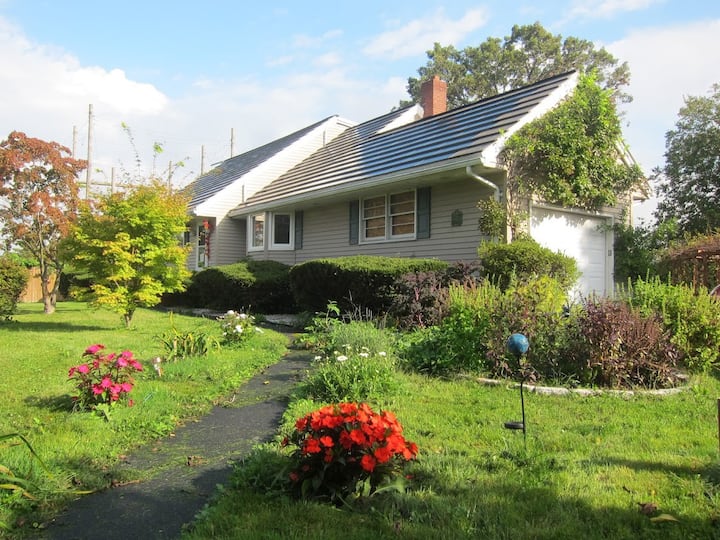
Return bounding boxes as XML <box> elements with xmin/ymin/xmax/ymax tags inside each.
<box><xmin>0</xmin><ymin>320</ymin><xmax>107</xmax><ymax>332</ymax></box>
<box><xmin>599</xmin><ymin>457</ymin><xmax>720</xmax><ymax>485</ymax></box>
<box><xmin>24</xmin><ymin>394</ymin><xmax>75</xmax><ymax>412</ymax></box>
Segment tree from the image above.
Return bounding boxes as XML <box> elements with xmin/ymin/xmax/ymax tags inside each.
<box><xmin>654</xmin><ymin>83</ymin><xmax>720</xmax><ymax>236</ymax></box>
<box><xmin>403</xmin><ymin>22</ymin><xmax>631</xmax><ymax>109</ymax></box>
<box><xmin>0</xmin><ymin>131</ymin><xmax>87</xmax><ymax>313</ymax></box>
<box><xmin>500</xmin><ymin>74</ymin><xmax>644</xmax><ymax>237</ymax></box>
<box><xmin>64</xmin><ymin>181</ymin><xmax>191</xmax><ymax>327</ymax></box>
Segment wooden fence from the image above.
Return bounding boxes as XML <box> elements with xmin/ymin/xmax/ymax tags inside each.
<box><xmin>19</xmin><ymin>267</ymin><xmax>56</xmax><ymax>303</ymax></box>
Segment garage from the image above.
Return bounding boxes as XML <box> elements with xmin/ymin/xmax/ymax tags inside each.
<box><xmin>529</xmin><ymin>206</ymin><xmax>613</xmax><ymax>298</ymax></box>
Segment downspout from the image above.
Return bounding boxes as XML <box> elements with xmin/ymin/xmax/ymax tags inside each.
<box><xmin>465</xmin><ymin>165</ymin><xmax>499</xmax><ymax>201</ymax></box>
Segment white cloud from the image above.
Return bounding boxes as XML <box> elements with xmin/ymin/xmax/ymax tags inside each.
<box><xmin>292</xmin><ymin>29</ymin><xmax>343</xmax><ymax>49</ymax></box>
<box><xmin>363</xmin><ymin>7</ymin><xmax>489</xmax><ymax>60</ymax></box>
<box><xmin>609</xmin><ymin>18</ymin><xmax>720</xmax><ymax>222</ymax></box>
<box><xmin>565</xmin><ymin>0</ymin><xmax>661</xmax><ymax>21</ymax></box>
<box><xmin>313</xmin><ymin>52</ymin><xmax>342</xmax><ymax>68</ymax></box>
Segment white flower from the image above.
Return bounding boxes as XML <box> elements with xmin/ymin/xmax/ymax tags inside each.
<box><xmin>378</xmin><ymin>351</ymin><xmax>387</xmax><ymax>357</ymax></box>
<box><xmin>360</xmin><ymin>346</ymin><xmax>370</xmax><ymax>352</ymax></box>
<box><xmin>226</xmin><ymin>310</ymin><xmax>236</xmax><ymax>316</ymax></box>
<box><xmin>314</xmin><ymin>355</ymin><xmax>323</xmax><ymax>361</ymax></box>
<box><xmin>235</xmin><ymin>325</ymin><xmax>243</xmax><ymax>333</ymax></box>
<box><xmin>359</xmin><ymin>352</ymin><xmax>369</xmax><ymax>358</ymax></box>
<box><xmin>239</xmin><ymin>313</ymin><xmax>247</xmax><ymax>320</ymax></box>
<box><xmin>336</xmin><ymin>355</ymin><xmax>348</xmax><ymax>362</ymax></box>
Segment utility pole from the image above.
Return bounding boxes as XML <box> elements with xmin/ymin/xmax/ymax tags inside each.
<box><xmin>200</xmin><ymin>144</ymin><xmax>205</xmax><ymax>174</ymax></box>
<box><xmin>167</xmin><ymin>161</ymin><xmax>173</xmax><ymax>189</ymax></box>
<box><xmin>230</xmin><ymin>128</ymin><xmax>234</xmax><ymax>158</ymax></box>
<box><xmin>72</xmin><ymin>125</ymin><xmax>77</xmax><ymax>157</ymax></box>
<box><xmin>85</xmin><ymin>104</ymin><xmax>93</xmax><ymax>200</ymax></box>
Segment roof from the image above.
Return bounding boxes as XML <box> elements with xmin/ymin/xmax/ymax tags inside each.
<box><xmin>234</xmin><ymin>71</ymin><xmax>578</xmax><ymax>213</ymax></box>
<box><xmin>185</xmin><ymin>116</ymin><xmax>339</xmax><ymax>208</ymax></box>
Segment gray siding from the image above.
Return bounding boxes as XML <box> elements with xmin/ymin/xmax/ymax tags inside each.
<box><xmin>250</xmin><ymin>178</ymin><xmax>493</xmax><ymax>265</ymax></box>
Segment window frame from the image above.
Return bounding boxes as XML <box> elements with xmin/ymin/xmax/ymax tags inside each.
<box><xmin>269</xmin><ymin>212</ymin><xmax>294</xmax><ymax>250</ymax></box>
<box><xmin>248</xmin><ymin>213</ymin><xmax>265</xmax><ymax>252</ymax></box>
<box><xmin>360</xmin><ymin>189</ymin><xmax>417</xmax><ymax>244</ymax></box>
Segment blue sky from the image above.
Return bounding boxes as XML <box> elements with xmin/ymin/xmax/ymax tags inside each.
<box><xmin>1</xmin><ymin>0</ymin><xmax>718</xmax><ymax>221</ymax></box>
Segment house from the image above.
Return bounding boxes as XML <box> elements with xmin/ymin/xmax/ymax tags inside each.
<box><xmin>188</xmin><ymin>71</ymin><xmax>640</xmax><ymax>297</ymax></box>
<box><xmin>184</xmin><ymin>115</ymin><xmax>356</xmax><ymax>268</ymax></box>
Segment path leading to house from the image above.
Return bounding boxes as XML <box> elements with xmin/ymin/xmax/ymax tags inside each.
<box><xmin>38</xmin><ymin>334</ymin><xmax>311</xmax><ymax>540</ymax></box>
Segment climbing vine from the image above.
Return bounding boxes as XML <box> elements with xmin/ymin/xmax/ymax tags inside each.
<box><xmin>499</xmin><ymin>73</ymin><xmax>644</xmax><ymax>235</ymax></box>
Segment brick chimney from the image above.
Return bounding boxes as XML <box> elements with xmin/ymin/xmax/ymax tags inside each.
<box><xmin>420</xmin><ymin>75</ymin><xmax>447</xmax><ymax>118</ymax></box>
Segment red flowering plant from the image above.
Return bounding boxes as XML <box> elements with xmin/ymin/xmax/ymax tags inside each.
<box><xmin>68</xmin><ymin>344</ymin><xmax>143</xmax><ymax>411</ymax></box>
<box><xmin>282</xmin><ymin>402</ymin><xmax>418</xmax><ymax>503</ymax></box>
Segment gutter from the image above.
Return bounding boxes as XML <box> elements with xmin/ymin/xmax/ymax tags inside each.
<box><xmin>465</xmin><ymin>165</ymin><xmax>500</xmax><ymax>201</ymax></box>
<box><xmin>228</xmin><ymin>156</ymin><xmax>499</xmax><ymax>218</ymax></box>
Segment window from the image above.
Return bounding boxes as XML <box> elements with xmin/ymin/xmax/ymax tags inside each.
<box><xmin>270</xmin><ymin>213</ymin><xmax>294</xmax><ymax>250</ymax></box>
<box><xmin>249</xmin><ymin>214</ymin><xmax>265</xmax><ymax>251</ymax></box>
<box><xmin>197</xmin><ymin>224</ymin><xmax>208</xmax><ymax>266</ymax></box>
<box><xmin>361</xmin><ymin>190</ymin><xmax>416</xmax><ymax>242</ymax></box>
<box><xmin>248</xmin><ymin>212</ymin><xmax>295</xmax><ymax>251</ymax></box>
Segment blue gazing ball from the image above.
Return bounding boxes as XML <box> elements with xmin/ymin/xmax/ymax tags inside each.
<box><xmin>507</xmin><ymin>333</ymin><xmax>529</xmax><ymax>356</ymax></box>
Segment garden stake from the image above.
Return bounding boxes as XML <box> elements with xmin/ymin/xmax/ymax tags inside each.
<box><xmin>504</xmin><ymin>333</ymin><xmax>530</xmax><ymax>451</ymax></box>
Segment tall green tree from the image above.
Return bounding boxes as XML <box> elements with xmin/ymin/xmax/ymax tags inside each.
<box><xmin>403</xmin><ymin>22</ymin><xmax>631</xmax><ymax>109</ymax></box>
<box><xmin>0</xmin><ymin>131</ymin><xmax>87</xmax><ymax>313</ymax></box>
<box><xmin>64</xmin><ymin>181</ymin><xmax>190</xmax><ymax>327</ymax></box>
<box><xmin>654</xmin><ymin>83</ymin><xmax>720</xmax><ymax>236</ymax></box>
<box><xmin>500</xmin><ymin>74</ymin><xmax>644</xmax><ymax>237</ymax></box>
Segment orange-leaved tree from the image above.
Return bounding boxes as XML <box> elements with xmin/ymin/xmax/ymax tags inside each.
<box><xmin>0</xmin><ymin>131</ymin><xmax>87</xmax><ymax>313</ymax></box>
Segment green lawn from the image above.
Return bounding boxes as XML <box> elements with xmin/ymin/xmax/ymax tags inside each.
<box><xmin>184</xmin><ymin>370</ymin><xmax>720</xmax><ymax>539</ymax></box>
<box><xmin>2</xmin><ymin>303</ymin><xmax>720</xmax><ymax>539</ymax></box>
<box><xmin>0</xmin><ymin>302</ymin><xmax>288</xmax><ymax>535</ymax></box>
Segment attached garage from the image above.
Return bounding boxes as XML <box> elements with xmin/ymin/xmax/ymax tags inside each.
<box><xmin>529</xmin><ymin>205</ymin><xmax>613</xmax><ymax>298</ymax></box>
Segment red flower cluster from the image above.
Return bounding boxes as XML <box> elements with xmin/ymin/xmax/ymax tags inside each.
<box><xmin>284</xmin><ymin>402</ymin><xmax>418</xmax><ymax>501</ymax></box>
<box><xmin>68</xmin><ymin>344</ymin><xmax>143</xmax><ymax>410</ymax></box>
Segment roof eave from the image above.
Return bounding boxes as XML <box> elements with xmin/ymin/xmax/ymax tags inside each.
<box><xmin>228</xmin><ymin>156</ymin><xmax>503</xmax><ymax>218</ymax></box>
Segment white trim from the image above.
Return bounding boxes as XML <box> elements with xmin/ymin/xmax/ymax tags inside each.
<box><xmin>247</xmin><ymin>213</ymin><xmax>265</xmax><ymax>252</ymax></box>
<box><xmin>269</xmin><ymin>212</ymin><xmax>295</xmax><ymax>250</ymax></box>
<box><xmin>359</xmin><ymin>189</ymin><xmax>417</xmax><ymax>244</ymax></box>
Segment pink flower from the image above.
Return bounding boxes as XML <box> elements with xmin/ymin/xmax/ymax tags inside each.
<box><xmin>120</xmin><ymin>382</ymin><xmax>133</xmax><ymax>393</ymax></box>
<box><xmin>84</xmin><ymin>344</ymin><xmax>105</xmax><ymax>356</ymax></box>
<box><xmin>100</xmin><ymin>377</ymin><xmax>112</xmax><ymax>389</ymax></box>
<box><xmin>92</xmin><ymin>385</ymin><xmax>104</xmax><ymax>395</ymax></box>
<box><xmin>77</xmin><ymin>364</ymin><xmax>90</xmax><ymax>374</ymax></box>
<box><xmin>116</xmin><ymin>357</ymin><xmax>128</xmax><ymax>367</ymax></box>
<box><xmin>68</xmin><ymin>367</ymin><xmax>76</xmax><ymax>377</ymax></box>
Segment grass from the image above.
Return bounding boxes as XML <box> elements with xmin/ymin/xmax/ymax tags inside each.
<box><xmin>3</xmin><ymin>304</ymin><xmax>720</xmax><ymax>539</ymax></box>
<box><xmin>0</xmin><ymin>302</ymin><xmax>288</xmax><ymax>535</ymax></box>
<box><xmin>184</xmin><ymin>369</ymin><xmax>720</xmax><ymax>539</ymax></box>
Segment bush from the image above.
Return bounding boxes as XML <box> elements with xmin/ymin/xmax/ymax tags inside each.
<box><xmin>301</xmin><ymin>319</ymin><xmax>399</xmax><ymax>402</ymax></box>
<box><xmin>303</xmin><ymin>350</ymin><xmax>398</xmax><ymax>403</ymax></box>
<box><xmin>563</xmin><ymin>298</ymin><xmax>682</xmax><ymax>388</ymax></box>
<box><xmin>217</xmin><ymin>309</ymin><xmax>261</xmax><ymax>347</ymax></box>
<box><xmin>399</xmin><ymin>276</ymin><xmax>571</xmax><ymax>379</ymax></box>
<box><xmin>0</xmin><ymin>256</ymin><xmax>28</xmax><ymax>318</ymax></box>
<box><xmin>283</xmin><ymin>402</ymin><xmax>418</xmax><ymax>503</ymax></box>
<box><xmin>182</xmin><ymin>259</ymin><xmax>293</xmax><ymax>313</ymax></box>
<box><xmin>478</xmin><ymin>239</ymin><xmax>578</xmax><ymax>291</ymax></box>
<box><xmin>289</xmin><ymin>256</ymin><xmax>448</xmax><ymax>314</ymax></box>
<box><xmin>625</xmin><ymin>277</ymin><xmax>720</xmax><ymax>372</ymax></box>
<box><xmin>389</xmin><ymin>261</ymin><xmax>479</xmax><ymax>330</ymax></box>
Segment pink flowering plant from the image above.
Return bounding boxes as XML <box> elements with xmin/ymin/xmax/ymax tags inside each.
<box><xmin>282</xmin><ymin>402</ymin><xmax>418</xmax><ymax>503</ymax></box>
<box><xmin>68</xmin><ymin>344</ymin><xmax>143</xmax><ymax>411</ymax></box>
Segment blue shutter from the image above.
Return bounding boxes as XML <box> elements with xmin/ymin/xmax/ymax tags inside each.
<box><xmin>294</xmin><ymin>211</ymin><xmax>303</xmax><ymax>249</ymax></box>
<box><xmin>417</xmin><ymin>187</ymin><xmax>431</xmax><ymax>239</ymax></box>
<box><xmin>349</xmin><ymin>200</ymin><xmax>359</xmax><ymax>245</ymax></box>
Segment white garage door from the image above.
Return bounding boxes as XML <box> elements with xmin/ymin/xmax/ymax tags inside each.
<box><xmin>530</xmin><ymin>206</ymin><xmax>612</xmax><ymax>298</ymax></box>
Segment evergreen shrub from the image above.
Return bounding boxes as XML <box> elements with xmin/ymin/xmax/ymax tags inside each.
<box><xmin>478</xmin><ymin>239</ymin><xmax>578</xmax><ymax>291</ymax></box>
<box><xmin>0</xmin><ymin>256</ymin><xmax>28</xmax><ymax>318</ymax></box>
<box><xmin>289</xmin><ymin>256</ymin><xmax>448</xmax><ymax>313</ymax></box>
<box><xmin>183</xmin><ymin>259</ymin><xmax>294</xmax><ymax>313</ymax></box>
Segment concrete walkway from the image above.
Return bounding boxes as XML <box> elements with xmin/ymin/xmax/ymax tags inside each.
<box><xmin>38</xmin><ymin>342</ymin><xmax>311</xmax><ymax>540</ymax></box>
